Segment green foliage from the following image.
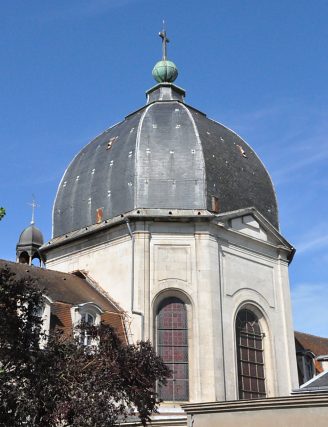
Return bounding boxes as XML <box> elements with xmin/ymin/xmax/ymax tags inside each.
<box><xmin>0</xmin><ymin>207</ymin><xmax>5</xmax><ymax>221</ymax></box>
<box><xmin>0</xmin><ymin>267</ymin><xmax>45</xmax><ymax>425</ymax></box>
<box><xmin>0</xmin><ymin>267</ymin><xmax>170</xmax><ymax>426</ymax></box>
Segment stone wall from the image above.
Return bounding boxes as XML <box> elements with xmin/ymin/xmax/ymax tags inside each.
<box><xmin>182</xmin><ymin>393</ymin><xmax>328</xmax><ymax>427</ymax></box>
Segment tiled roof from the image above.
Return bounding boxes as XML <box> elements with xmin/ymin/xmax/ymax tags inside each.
<box><xmin>0</xmin><ymin>259</ymin><xmax>127</xmax><ymax>343</ymax></box>
<box><xmin>53</xmin><ymin>87</ymin><xmax>278</xmax><ymax>238</ymax></box>
<box><xmin>295</xmin><ymin>331</ymin><xmax>328</xmax><ymax>356</ymax></box>
<box><xmin>0</xmin><ymin>259</ymin><xmax>118</xmax><ymax>312</ymax></box>
<box><xmin>102</xmin><ymin>311</ymin><xmax>128</xmax><ymax>343</ymax></box>
<box><xmin>300</xmin><ymin>370</ymin><xmax>328</xmax><ymax>392</ymax></box>
<box><xmin>50</xmin><ymin>302</ymin><xmax>73</xmax><ymax>338</ymax></box>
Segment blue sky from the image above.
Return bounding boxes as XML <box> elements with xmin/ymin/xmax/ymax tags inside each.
<box><xmin>0</xmin><ymin>0</ymin><xmax>327</xmax><ymax>337</ymax></box>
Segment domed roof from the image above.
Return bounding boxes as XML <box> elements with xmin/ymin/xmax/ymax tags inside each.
<box><xmin>53</xmin><ymin>81</ymin><xmax>278</xmax><ymax>238</ymax></box>
<box><xmin>18</xmin><ymin>224</ymin><xmax>44</xmax><ymax>247</ymax></box>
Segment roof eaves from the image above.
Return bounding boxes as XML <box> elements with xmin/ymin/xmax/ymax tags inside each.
<box><xmin>212</xmin><ymin>207</ymin><xmax>294</xmax><ymax>257</ymax></box>
<box><xmin>41</xmin><ymin>209</ymin><xmax>214</xmax><ymax>252</ymax></box>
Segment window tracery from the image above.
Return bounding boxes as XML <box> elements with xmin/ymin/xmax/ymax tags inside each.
<box><xmin>156</xmin><ymin>297</ymin><xmax>189</xmax><ymax>401</ymax></box>
<box><xmin>236</xmin><ymin>308</ymin><xmax>266</xmax><ymax>399</ymax></box>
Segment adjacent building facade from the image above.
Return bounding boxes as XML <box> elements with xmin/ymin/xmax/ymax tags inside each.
<box><xmin>0</xmin><ymin>259</ymin><xmax>127</xmax><ymax>344</ymax></box>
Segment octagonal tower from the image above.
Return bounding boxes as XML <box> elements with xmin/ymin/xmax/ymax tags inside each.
<box><xmin>41</xmin><ymin>31</ymin><xmax>298</xmax><ymax>405</ymax></box>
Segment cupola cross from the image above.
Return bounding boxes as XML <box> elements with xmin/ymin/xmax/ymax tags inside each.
<box><xmin>28</xmin><ymin>196</ymin><xmax>39</xmax><ymax>225</ymax></box>
<box><xmin>159</xmin><ymin>21</ymin><xmax>169</xmax><ymax>61</ymax></box>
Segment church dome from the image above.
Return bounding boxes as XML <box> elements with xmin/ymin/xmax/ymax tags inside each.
<box><xmin>53</xmin><ymin>31</ymin><xmax>278</xmax><ymax>238</ymax></box>
<box><xmin>18</xmin><ymin>224</ymin><xmax>44</xmax><ymax>247</ymax></box>
<box><xmin>53</xmin><ymin>80</ymin><xmax>278</xmax><ymax>237</ymax></box>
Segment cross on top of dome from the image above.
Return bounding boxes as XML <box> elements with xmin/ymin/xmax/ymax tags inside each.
<box><xmin>28</xmin><ymin>195</ymin><xmax>39</xmax><ymax>225</ymax></box>
<box><xmin>152</xmin><ymin>23</ymin><xmax>178</xmax><ymax>84</ymax></box>
<box><xmin>159</xmin><ymin>21</ymin><xmax>169</xmax><ymax>61</ymax></box>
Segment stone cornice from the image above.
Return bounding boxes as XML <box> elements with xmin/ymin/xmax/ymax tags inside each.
<box><xmin>41</xmin><ymin>209</ymin><xmax>213</xmax><ymax>254</ymax></box>
<box><xmin>181</xmin><ymin>393</ymin><xmax>328</xmax><ymax>414</ymax></box>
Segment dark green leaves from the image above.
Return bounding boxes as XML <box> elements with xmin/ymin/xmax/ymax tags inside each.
<box><xmin>0</xmin><ymin>267</ymin><xmax>170</xmax><ymax>426</ymax></box>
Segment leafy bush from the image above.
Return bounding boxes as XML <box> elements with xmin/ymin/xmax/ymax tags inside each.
<box><xmin>0</xmin><ymin>267</ymin><xmax>170</xmax><ymax>426</ymax></box>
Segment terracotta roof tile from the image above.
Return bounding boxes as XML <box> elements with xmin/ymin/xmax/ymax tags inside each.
<box><xmin>315</xmin><ymin>359</ymin><xmax>324</xmax><ymax>374</ymax></box>
<box><xmin>0</xmin><ymin>259</ymin><xmax>119</xmax><ymax>312</ymax></box>
<box><xmin>295</xmin><ymin>331</ymin><xmax>328</xmax><ymax>357</ymax></box>
<box><xmin>102</xmin><ymin>311</ymin><xmax>128</xmax><ymax>344</ymax></box>
<box><xmin>50</xmin><ymin>302</ymin><xmax>73</xmax><ymax>339</ymax></box>
<box><xmin>1</xmin><ymin>259</ymin><xmax>129</xmax><ymax>344</ymax></box>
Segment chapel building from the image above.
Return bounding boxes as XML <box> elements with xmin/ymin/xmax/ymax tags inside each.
<box><xmin>33</xmin><ymin>30</ymin><xmax>299</xmax><ymax>404</ymax></box>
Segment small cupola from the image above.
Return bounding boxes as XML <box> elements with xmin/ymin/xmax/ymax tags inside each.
<box><xmin>16</xmin><ymin>199</ymin><xmax>44</xmax><ymax>266</ymax></box>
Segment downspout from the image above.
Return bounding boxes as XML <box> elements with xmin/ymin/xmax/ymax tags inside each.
<box><xmin>125</xmin><ymin>218</ymin><xmax>145</xmax><ymax>340</ymax></box>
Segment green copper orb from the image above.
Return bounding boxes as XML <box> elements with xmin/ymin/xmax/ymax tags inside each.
<box><xmin>152</xmin><ymin>60</ymin><xmax>178</xmax><ymax>83</ymax></box>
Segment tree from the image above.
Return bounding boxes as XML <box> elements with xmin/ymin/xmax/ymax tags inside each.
<box><xmin>0</xmin><ymin>267</ymin><xmax>170</xmax><ymax>426</ymax></box>
<box><xmin>0</xmin><ymin>207</ymin><xmax>5</xmax><ymax>221</ymax></box>
<box><xmin>0</xmin><ymin>266</ymin><xmax>45</xmax><ymax>425</ymax></box>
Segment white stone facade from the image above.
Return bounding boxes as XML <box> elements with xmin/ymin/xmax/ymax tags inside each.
<box><xmin>44</xmin><ymin>207</ymin><xmax>299</xmax><ymax>403</ymax></box>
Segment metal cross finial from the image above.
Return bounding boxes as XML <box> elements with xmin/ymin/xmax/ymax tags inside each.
<box><xmin>159</xmin><ymin>20</ymin><xmax>169</xmax><ymax>61</ymax></box>
<box><xmin>28</xmin><ymin>195</ymin><xmax>38</xmax><ymax>225</ymax></box>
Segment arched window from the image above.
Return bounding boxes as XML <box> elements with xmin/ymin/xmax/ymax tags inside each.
<box><xmin>236</xmin><ymin>308</ymin><xmax>266</xmax><ymax>399</ymax></box>
<box><xmin>296</xmin><ymin>350</ymin><xmax>315</xmax><ymax>384</ymax></box>
<box><xmin>156</xmin><ymin>297</ymin><xmax>189</xmax><ymax>401</ymax></box>
<box><xmin>80</xmin><ymin>312</ymin><xmax>95</xmax><ymax>347</ymax></box>
<box><xmin>18</xmin><ymin>251</ymin><xmax>29</xmax><ymax>264</ymax></box>
<box><xmin>31</xmin><ymin>254</ymin><xmax>42</xmax><ymax>267</ymax></box>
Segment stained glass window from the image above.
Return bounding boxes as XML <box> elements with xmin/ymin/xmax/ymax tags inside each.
<box><xmin>157</xmin><ymin>297</ymin><xmax>189</xmax><ymax>401</ymax></box>
<box><xmin>236</xmin><ymin>309</ymin><xmax>266</xmax><ymax>399</ymax></box>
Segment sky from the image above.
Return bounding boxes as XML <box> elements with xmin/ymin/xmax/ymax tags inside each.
<box><xmin>0</xmin><ymin>0</ymin><xmax>327</xmax><ymax>337</ymax></box>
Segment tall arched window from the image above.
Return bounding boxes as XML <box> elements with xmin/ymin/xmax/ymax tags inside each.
<box><xmin>156</xmin><ymin>297</ymin><xmax>189</xmax><ymax>401</ymax></box>
<box><xmin>236</xmin><ymin>308</ymin><xmax>266</xmax><ymax>399</ymax></box>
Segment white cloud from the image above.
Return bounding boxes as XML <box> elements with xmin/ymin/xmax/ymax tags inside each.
<box><xmin>293</xmin><ymin>223</ymin><xmax>328</xmax><ymax>255</ymax></box>
<box><xmin>291</xmin><ymin>283</ymin><xmax>328</xmax><ymax>337</ymax></box>
<box><xmin>271</xmin><ymin>136</ymin><xmax>328</xmax><ymax>185</ymax></box>
<box><xmin>297</xmin><ymin>234</ymin><xmax>328</xmax><ymax>254</ymax></box>
<box><xmin>221</xmin><ymin>99</ymin><xmax>328</xmax><ymax>188</ymax></box>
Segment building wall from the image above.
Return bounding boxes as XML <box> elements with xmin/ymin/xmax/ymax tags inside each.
<box><xmin>46</xmin><ymin>225</ymin><xmax>132</xmax><ymax>312</ymax></box>
<box><xmin>45</xmin><ymin>214</ymin><xmax>298</xmax><ymax>402</ymax></box>
<box><xmin>182</xmin><ymin>394</ymin><xmax>328</xmax><ymax>427</ymax></box>
<box><xmin>189</xmin><ymin>407</ymin><xmax>328</xmax><ymax>427</ymax></box>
